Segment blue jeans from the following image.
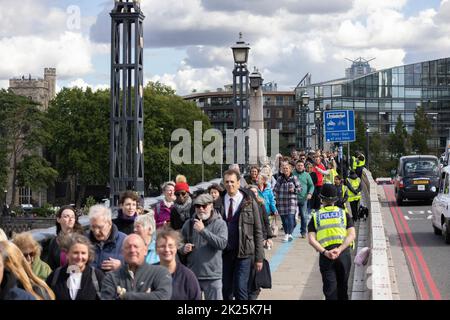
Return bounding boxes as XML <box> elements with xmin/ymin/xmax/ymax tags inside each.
<box><xmin>280</xmin><ymin>214</ymin><xmax>295</xmax><ymax>235</ymax></box>
<box><xmin>298</xmin><ymin>201</ymin><xmax>308</xmax><ymax>235</ymax></box>
<box><xmin>222</xmin><ymin>250</ymin><xmax>252</xmax><ymax>300</ymax></box>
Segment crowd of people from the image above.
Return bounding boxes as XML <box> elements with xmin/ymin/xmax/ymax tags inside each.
<box><xmin>0</xmin><ymin>148</ymin><xmax>366</xmax><ymax>301</ymax></box>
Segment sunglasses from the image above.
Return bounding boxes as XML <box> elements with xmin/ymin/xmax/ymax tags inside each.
<box><xmin>175</xmin><ymin>191</ymin><xmax>187</xmax><ymax>197</ymax></box>
<box><xmin>194</xmin><ymin>204</ymin><xmax>210</xmax><ymax>209</ymax></box>
<box><xmin>23</xmin><ymin>252</ymin><xmax>36</xmax><ymax>258</ymax></box>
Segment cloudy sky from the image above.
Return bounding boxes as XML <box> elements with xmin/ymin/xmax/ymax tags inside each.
<box><xmin>0</xmin><ymin>0</ymin><xmax>449</xmax><ymax>95</ymax></box>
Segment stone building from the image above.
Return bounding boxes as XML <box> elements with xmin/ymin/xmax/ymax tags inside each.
<box><xmin>9</xmin><ymin>68</ymin><xmax>56</xmax><ymax>111</ymax></box>
<box><xmin>5</xmin><ymin>68</ymin><xmax>57</xmax><ymax>206</ymax></box>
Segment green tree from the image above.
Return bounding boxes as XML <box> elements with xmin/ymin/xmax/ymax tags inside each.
<box><xmin>0</xmin><ymin>89</ymin><xmax>50</xmax><ymax>205</ymax></box>
<box><xmin>411</xmin><ymin>106</ymin><xmax>432</xmax><ymax>154</ymax></box>
<box><xmin>17</xmin><ymin>155</ymin><xmax>58</xmax><ymax>191</ymax></box>
<box><xmin>388</xmin><ymin>114</ymin><xmax>410</xmax><ymax>160</ymax></box>
<box><xmin>44</xmin><ymin>87</ymin><xmax>110</xmax><ymax>207</ymax></box>
<box><xmin>350</xmin><ymin>113</ymin><xmax>367</xmax><ymax>156</ymax></box>
<box><xmin>143</xmin><ymin>82</ymin><xmax>218</xmax><ymax>194</ymax></box>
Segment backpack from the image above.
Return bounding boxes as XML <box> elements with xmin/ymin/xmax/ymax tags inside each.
<box><xmin>51</xmin><ymin>266</ymin><xmax>100</xmax><ymax>299</ymax></box>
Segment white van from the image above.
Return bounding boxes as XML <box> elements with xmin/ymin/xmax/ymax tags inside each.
<box><xmin>431</xmin><ymin>165</ymin><xmax>450</xmax><ymax>244</ymax></box>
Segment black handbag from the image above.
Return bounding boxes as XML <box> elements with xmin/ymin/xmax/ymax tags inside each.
<box><xmin>255</xmin><ymin>259</ymin><xmax>272</xmax><ymax>289</ymax></box>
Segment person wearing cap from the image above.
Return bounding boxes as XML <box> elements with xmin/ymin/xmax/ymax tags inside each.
<box><xmin>307</xmin><ymin>183</ymin><xmax>356</xmax><ymax>300</ymax></box>
<box><xmin>180</xmin><ymin>193</ymin><xmax>228</xmax><ymax>300</ymax></box>
<box><xmin>170</xmin><ymin>181</ymin><xmax>194</xmax><ymax>230</ymax></box>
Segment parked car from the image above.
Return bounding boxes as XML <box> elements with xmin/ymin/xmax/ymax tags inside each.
<box><xmin>376</xmin><ymin>177</ymin><xmax>392</xmax><ymax>185</ymax></box>
<box><xmin>393</xmin><ymin>155</ymin><xmax>439</xmax><ymax>205</ymax></box>
<box><xmin>431</xmin><ymin>165</ymin><xmax>450</xmax><ymax>244</ymax></box>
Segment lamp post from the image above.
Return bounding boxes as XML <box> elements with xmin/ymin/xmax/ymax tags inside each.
<box><xmin>298</xmin><ymin>92</ymin><xmax>310</xmax><ymax>149</ymax></box>
<box><xmin>314</xmin><ymin>104</ymin><xmax>323</xmax><ymax>150</ymax></box>
<box><xmin>365</xmin><ymin>123</ymin><xmax>370</xmax><ymax>170</ymax></box>
<box><xmin>249</xmin><ymin>67</ymin><xmax>265</xmax><ymax>165</ymax></box>
<box><xmin>231</xmin><ymin>32</ymin><xmax>250</xmax><ymax>166</ymax></box>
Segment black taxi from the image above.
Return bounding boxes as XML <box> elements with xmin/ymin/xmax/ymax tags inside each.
<box><xmin>393</xmin><ymin>155</ymin><xmax>439</xmax><ymax>205</ymax></box>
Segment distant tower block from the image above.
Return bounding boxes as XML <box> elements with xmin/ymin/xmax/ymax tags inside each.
<box><xmin>44</xmin><ymin>68</ymin><xmax>56</xmax><ymax>99</ymax></box>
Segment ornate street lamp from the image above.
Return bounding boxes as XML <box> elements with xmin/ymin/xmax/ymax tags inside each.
<box><xmin>297</xmin><ymin>92</ymin><xmax>310</xmax><ymax>149</ymax></box>
<box><xmin>314</xmin><ymin>105</ymin><xmax>323</xmax><ymax>150</ymax></box>
<box><xmin>249</xmin><ymin>67</ymin><xmax>263</xmax><ymax>90</ymax></box>
<box><xmin>231</xmin><ymin>32</ymin><xmax>250</xmax><ymax>166</ymax></box>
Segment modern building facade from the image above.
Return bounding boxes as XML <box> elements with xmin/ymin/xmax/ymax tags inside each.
<box><xmin>295</xmin><ymin>57</ymin><xmax>450</xmax><ymax>154</ymax></box>
<box><xmin>183</xmin><ymin>85</ymin><xmax>297</xmax><ymax>152</ymax></box>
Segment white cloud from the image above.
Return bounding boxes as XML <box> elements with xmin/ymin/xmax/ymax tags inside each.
<box><xmin>146</xmin><ymin>63</ymin><xmax>229</xmax><ymax>95</ymax></box>
<box><xmin>65</xmin><ymin>78</ymin><xmax>109</xmax><ymax>91</ymax></box>
<box><xmin>0</xmin><ymin>32</ymin><xmax>95</xmax><ymax>80</ymax></box>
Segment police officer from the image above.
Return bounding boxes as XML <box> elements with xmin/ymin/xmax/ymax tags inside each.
<box><xmin>307</xmin><ymin>184</ymin><xmax>356</xmax><ymax>300</ymax></box>
<box><xmin>346</xmin><ymin>170</ymin><xmax>362</xmax><ymax>222</ymax></box>
<box><xmin>352</xmin><ymin>152</ymin><xmax>366</xmax><ymax>178</ymax></box>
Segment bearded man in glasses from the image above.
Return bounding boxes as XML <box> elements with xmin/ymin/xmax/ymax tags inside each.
<box><xmin>180</xmin><ymin>193</ymin><xmax>227</xmax><ymax>300</ymax></box>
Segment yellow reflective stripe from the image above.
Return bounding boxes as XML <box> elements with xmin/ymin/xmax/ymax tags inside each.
<box><xmin>318</xmin><ymin>235</ymin><xmax>345</xmax><ymax>246</ymax></box>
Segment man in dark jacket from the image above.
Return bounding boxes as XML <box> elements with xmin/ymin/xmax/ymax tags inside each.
<box><xmin>220</xmin><ymin>169</ymin><xmax>264</xmax><ymax>300</ymax></box>
<box><xmin>101</xmin><ymin>234</ymin><xmax>172</xmax><ymax>300</ymax></box>
<box><xmin>88</xmin><ymin>205</ymin><xmax>126</xmax><ymax>272</ymax></box>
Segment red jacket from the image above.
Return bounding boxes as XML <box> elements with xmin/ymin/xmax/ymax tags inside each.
<box><xmin>312</xmin><ymin>164</ymin><xmax>326</xmax><ymax>187</ymax></box>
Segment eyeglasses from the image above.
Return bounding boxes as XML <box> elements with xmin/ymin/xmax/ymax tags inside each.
<box><xmin>23</xmin><ymin>252</ymin><xmax>36</xmax><ymax>258</ymax></box>
<box><xmin>194</xmin><ymin>204</ymin><xmax>209</xmax><ymax>209</ymax></box>
<box><xmin>175</xmin><ymin>191</ymin><xmax>187</xmax><ymax>197</ymax></box>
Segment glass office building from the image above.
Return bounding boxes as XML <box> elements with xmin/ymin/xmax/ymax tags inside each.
<box><xmin>296</xmin><ymin>57</ymin><xmax>450</xmax><ymax>153</ymax></box>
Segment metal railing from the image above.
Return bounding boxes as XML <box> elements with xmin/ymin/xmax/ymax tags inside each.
<box><xmin>352</xmin><ymin>168</ymin><xmax>393</xmax><ymax>300</ymax></box>
<box><xmin>28</xmin><ymin>178</ymin><xmax>222</xmax><ymax>249</ymax></box>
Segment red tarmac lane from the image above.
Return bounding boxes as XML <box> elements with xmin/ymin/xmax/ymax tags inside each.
<box><xmin>383</xmin><ymin>185</ymin><xmax>442</xmax><ymax>300</ymax></box>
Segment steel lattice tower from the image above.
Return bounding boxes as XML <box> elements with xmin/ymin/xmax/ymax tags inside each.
<box><xmin>110</xmin><ymin>0</ymin><xmax>145</xmax><ymax>206</ymax></box>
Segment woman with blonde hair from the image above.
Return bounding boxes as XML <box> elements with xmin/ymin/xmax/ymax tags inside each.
<box><xmin>0</xmin><ymin>241</ymin><xmax>55</xmax><ymax>300</ymax></box>
<box><xmin>0</xmin><ymin>228</ymin><xmax>7</xmax><ymax>241</ymax></box>
<box><xmin>12</xmin><ymin>232</ymin><xmax>52</xmax><ymax>281</ymax></box>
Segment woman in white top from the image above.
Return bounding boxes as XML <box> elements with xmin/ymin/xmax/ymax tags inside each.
<box><xmin>46</xmin><ymin>234</ymin><xmax>104</xmax><ymax>300</ymax></box>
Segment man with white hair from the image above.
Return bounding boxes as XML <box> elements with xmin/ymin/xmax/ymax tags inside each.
<box><xmin>101</xmin><ymin>234</ymin><xmax>172</xmax><ymax>300</ymax></box>
<box><xmin>88</xmin><ymin>204</ymin><xmax>126</xmax><ymax>272</ymax></box>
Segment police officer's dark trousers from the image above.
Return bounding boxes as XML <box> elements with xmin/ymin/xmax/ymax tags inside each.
<box><xmin>319</xmin><ymin>247</ymin><xmax>351</xmax><ymax>300</ymax></box>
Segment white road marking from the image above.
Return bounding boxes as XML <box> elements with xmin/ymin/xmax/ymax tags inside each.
<box><xmin>408</xmin><ymin>211</ymin><xmax>413</xmax><ymax>215</ymax></box>
<box><xmin>419</xmin><ymin>211</ymin><xmax>424</xmax><ymax>214</ymax></box>
<box><xmin>428</xmin><ymin>210</ymin><xmax>432</xmax><ymax>214</ymax></box>
<box><xmin>427</xmin><ymin>215</ymin><xmax>433</xmax><ymax>220</ymax></box>
<box><xmin>405</xmin><ymin>216</ymin><xmax>410</xmax><ymax>220</ymax></box>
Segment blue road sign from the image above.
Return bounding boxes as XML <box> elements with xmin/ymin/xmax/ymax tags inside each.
<box><xmin>323</xmin><ymin>110</ymin><xmax>355</xmax><ymax>142</ymax></box>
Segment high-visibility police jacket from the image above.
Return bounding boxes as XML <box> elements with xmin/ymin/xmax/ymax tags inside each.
<box><xmin>346</xmin><ymin>177</ymin><xmax>361</xmax><ymax>202</ymax></box>
<box><xmin>323</xmin><ymin>168</ymin><xmax>338</xmax><ymax>185</ymax></box>
<box><xmin>352</xmin><ymin>156</ymin><xmax>366</xmax><ymax>170</ymax></box>
<box><xmin>312</xmin><ymin>206</ymin><xmax>348</xmax><ymax>249</ymax></box>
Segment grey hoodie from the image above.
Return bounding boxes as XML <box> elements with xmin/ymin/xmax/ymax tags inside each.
<box><xmin>180</xmin><ymin>210</ymin><xmax>228</xmax><ymax>280</ymax></box>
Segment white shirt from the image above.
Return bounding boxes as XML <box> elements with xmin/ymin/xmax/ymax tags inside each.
<box><xmin>224</xmin><ymin>191</ymin><xmax>244</xmax><ymax>219</ymax></box>
<box><xmin>67</xmin><ymin>271</ymin><xmax>82</xmax><ymax>300</ymax></box>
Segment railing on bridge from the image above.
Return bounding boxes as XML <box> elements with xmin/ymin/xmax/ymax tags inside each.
<box><xmin>23</xmin><ymin>178</ymin><xmax>222</xmax><ymax>255</ymax></box>
<box><xmin>351</xmin><ymin>168</ymin><xmax>393</xmax><ymax>300</ymax></box>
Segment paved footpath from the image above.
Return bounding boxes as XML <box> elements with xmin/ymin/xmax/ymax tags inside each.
<box><xmin>258</xmin><ymin>221</ymin><xmax>324</xmax><ymax>300</ymax></box>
